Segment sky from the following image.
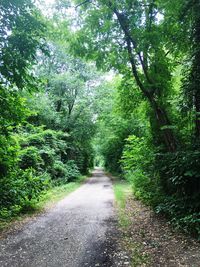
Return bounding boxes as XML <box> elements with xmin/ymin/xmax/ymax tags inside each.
<box><xmin>36</xmin><ymin>0</ymin><xmax>56</xmax><ymax>15</ymax></box>
<box><xmin>36</xmin><ymin>0</ymin><xmax>115</xmax><ymax>81</ymax></box>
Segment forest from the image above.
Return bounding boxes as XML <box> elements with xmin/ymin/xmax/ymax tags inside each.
<box><xmin>1</xmin><ymin>0</ymin><xmax>200</xmax><ymax>240</ymax></box>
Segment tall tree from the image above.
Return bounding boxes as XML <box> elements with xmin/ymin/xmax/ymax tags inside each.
<box><xmin>180</xmin><ymin>0</ymin><xmax>200</xmax><ymax>139</ymax></box>
<box><xmin>70</xmin><ymin>0</ymin><xmax>177</xmax><ymax>151</ymax></box>
<box><xmin>0</xmin><ymin>0</ymin><xmax>45</xmax><ymax>134</ymax></box>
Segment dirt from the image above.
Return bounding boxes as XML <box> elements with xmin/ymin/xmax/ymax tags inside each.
<box><xmin>120</xmin><ymin>196</ymin><xmax>200</xmax><ymax>267</ymax></box>
<box><xmin>1</xmin><ymin>170</ymin><xmax>200</xmax><ymax>267</ymax></box>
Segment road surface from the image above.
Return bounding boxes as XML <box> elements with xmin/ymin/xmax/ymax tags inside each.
<box><xmin>0</xmin><ymin>169</ymin><xmax>119</xmax><ymax>267</ymax></box>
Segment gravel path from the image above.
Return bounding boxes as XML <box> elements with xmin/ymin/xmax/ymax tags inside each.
<box><xmin>0</xmin><ymin>169</ymin><xmax>118</xmax><ymax>267</ymax></box>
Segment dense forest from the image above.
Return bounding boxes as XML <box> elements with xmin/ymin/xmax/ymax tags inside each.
<box><xmin>1</xmin><ymin>0</ymin><xmax>200</xmax><ymax>239</ymax></box>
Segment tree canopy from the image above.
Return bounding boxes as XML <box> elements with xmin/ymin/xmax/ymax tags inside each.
<box><xmin>1</xmin><ymin>0</ymin><xmax>200</xmax><ymax>238</ymax></box>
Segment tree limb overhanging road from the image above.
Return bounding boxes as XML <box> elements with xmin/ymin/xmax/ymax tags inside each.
<box><xmin>0</xmin><ymin>169</ymin><xmax>119</xmax><ymax>267</ymax></box>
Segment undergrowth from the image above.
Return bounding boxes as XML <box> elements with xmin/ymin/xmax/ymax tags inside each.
<box><xmin>0</xmin><ymin>175</ymin><xmax>86</xmax><ymax>232</ymax></box>
<box><xmin>113</xmin><ymin>177</ymin><xmax>150</xmax><ymax>266</ymax></box>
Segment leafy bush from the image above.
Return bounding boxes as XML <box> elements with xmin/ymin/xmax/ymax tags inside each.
<box><xmin>0</xmin><ymin>169</ymin><xmax>50</xmax><ymax>217</ymax></box>
<box><xmin>101</xmin><ymin>136</ymin><xmax>126</xmax><ymax>174</ymax></box>
<box><xmin>51</xmin><ymin>160</ymin><xmax>68</xmax><ymax>181</ymax></box>
<box><xmin>65</xmin><ymin>160</ymin><xmax>81</xmax><ymax>181</ymax></box>
<box><xmin>39</xmin><ymin>147</ymin><xmax>55</xmax><ymax>168</ymax></box>
<box><xmin>121</xmin><ymin>135</ymin><xmax>154</xmax><ymax>174</ymax></box>
<box><xmin>122</xmin><ymin>137</ymin><xmax>200</xmax><ymax>237</ymax></box>
<box><xmin>0</xmin><ymin>135</ymin><xmax>20</xmax><ymax>178</ymax></box>
<box><xmin>156</xmin><ymin>149</ymin><xmax>200</xmax><ymax>195</ymax></box>
<box><xmin>155</xmin><ymin>194</ymin><xmax>200</xmax><ymax>238</ymax></box>
<box><xmin>126</xmin><ymin>170</ymin><xmax>163</xmax><ymax>207</ymax></box>
<box><xmin>51</xmin><ymin>160</ymin><xmax>80</xmax><ymax>184</ymax></box>
<box><xmin>26</xmin><ymin>133</ymin><xmax>45</xmax><ymax>147</ymax></box>
<box><xmin>19</xmin><ymin>146</ymin><xmax>43</xmax><ymax>170</ymax></box>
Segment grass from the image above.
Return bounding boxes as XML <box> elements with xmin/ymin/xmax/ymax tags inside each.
<box><xmin>37</xmin><ymin>176</ymin><xmax>86</xmax><ymax>209</ymax></box>
<box><xmin>113</xmin><ymin>179</ymin><xmax>132</xmax><ymax>228</ymax></box>
<box><xmin>113</xmin><ymin>177</ymin><xmax>150</xmax><ymax>267</ymax></box>
<box><xmin>0</xmin><ymin>175</ymin><xmax>87</xmax><ymax>233</ymax></box>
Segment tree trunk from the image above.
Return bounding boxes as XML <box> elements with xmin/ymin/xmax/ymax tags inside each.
<box><xmin>193</xmin><ymin>13</ymin><xmax>200</xmax><ymax>138</ymax></box>
<box><xmin>150</xmin><ymin>97</ymin><xmax>177</xmax><ymax>152</ymax></box>
<box><xmin>110</xmin><ymin>3</ymin><xmax>177</xmax><ymax>152</ymax></box>
<box><xmin>194</xmin><ymin>86</ymin><xmax>200</xmax><ymax>138</ymax></box>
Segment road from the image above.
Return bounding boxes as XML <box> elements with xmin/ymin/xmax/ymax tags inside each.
<box><xmin>0</xmin><ymin>169</ymin><xmax>119</xmax><ymax>267</ymax></box>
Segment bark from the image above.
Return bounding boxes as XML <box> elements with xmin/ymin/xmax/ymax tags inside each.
<box><xmin>149</xmin><ymin>97</ymin><xmax>177</xmax><ymax>152</ymax></box>
<box><xmin>125</xmin><ymin>34</ymin><xmax>177</xmax><ymax>151</ymax></box>
<box><xmin>106</xmin><ymin>2</ymin><xmax>177</xmax><ymax>151</ymax></box>
<box><xmin>56</xmin><ymin>99</ymin><xmax>62</xmax><ymax>112</ymax></box>
<box><xmin>194</xmin><ymin>86</ymin><xmax>200</xmax><ymax>138</ymax></box>
<box><xmin>193</xmin><ymin>13</ymin><xmax>200</xmax><ymax>138</ymax></box>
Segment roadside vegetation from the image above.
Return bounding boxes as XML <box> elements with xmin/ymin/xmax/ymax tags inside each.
<box><xmin>0</xmin><ymin>176</ymin><xmax>86</xmax><ymax>232</ymax></box>
<box><xmin>73</xmin><ymin>0</ymin><xmax>200</xmax><ymax>239</ymax></box>
<box><xmin>0</xmin><ymin>1</ymin><xmax>100</xmax><ymax>224</ymax></box>
<box><xmin>113</xmin><ymin>180</ymin><xmax>132</xmax><ymax>229</ymax></box>
<box><xmin>113</xmin><ymin>177</ymin><xmax>200</xmax><ymax>267</ymax></box>
<box><xmin>1</xmin><ymin>0</ymin><xmax>200</xmax><ymax>242</ymax></box>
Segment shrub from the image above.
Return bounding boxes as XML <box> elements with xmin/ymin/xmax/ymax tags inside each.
<box><xmin>0</xmin><ymin>135</ymin><xmax>20</xmax><ymax>178</ymax></box>
<box><xmin>26</xmin><ymin>133</ymin><xmax>45</xmax><ymax>147</ymax></box>
<box><xmin>51</xmin><ymin>160</ymin><xmax>68</xmax><ymax>181</ymax></box>
<box><xmin>0</xmin><ymin>169</ymin><xmax>50</xmax><ymax>217</ymax></box>
<box><xmin>65</xmin><ymin>160</ymin><xmax>80</xmax><ymax>181</ymax></box>
<box><xmin>39</xmin><ymin>147</ymin><xmax>55</xmax><ymax>168</ymax></box>
<box><xmin>51</xmin><ymin>160</ymin><xmax>80</xmax><ymax>184</ymax></box>
<box><xmin>121</xmin><ymin>135</ymin><xmax>154</xmax><ymax>174</ymax></box>
<box><xmin>156</xmin><ymin>149</ymin><xmax>200</xmax><ymax>195</ymax></box>
<box><xmin>126</xmin><ymin>170</ymin><xmax>163</xmax><ymax>207</ymax></box>
<box><xmin>122</xmin><ymin>138</ymin><xmax>200</xmax><ymax>238</ymax></box>
<box><xmin>19</xmin><ymin>146</ymin><xmax>43</xmax><ymax>170</ymax></box>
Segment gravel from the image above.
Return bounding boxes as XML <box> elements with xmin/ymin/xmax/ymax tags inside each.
<box><xmin>0</xmin><ymin>169</ymin><xmax>119</xmax><ymax>267</ymax></box>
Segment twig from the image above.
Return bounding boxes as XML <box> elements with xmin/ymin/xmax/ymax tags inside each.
<box><xmin>75</xmin><ymin>0</ymin><xmax>91</xmax><ymax>9</ymax></box>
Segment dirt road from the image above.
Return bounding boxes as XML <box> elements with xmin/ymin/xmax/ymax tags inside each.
<box><xmin>0</xmin><ymin>169</ymin><xmax>119</xmax><ymax>267</ymax></box>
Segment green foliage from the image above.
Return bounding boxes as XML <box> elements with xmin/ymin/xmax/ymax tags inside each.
<box><xmin>2</xmin><ymin>0</ymin><xmax>200</xmax><ymax>240</ymax></box>
<box><xmin>51</xmin><ymin>160</ymin><xmax>80</xmax><ymax>183</ymax></box>
<box><xmin>155</xmin><ymin>195</ymin><xmax>200</xmax><ymax>238</ymax></box>
<box><xmin>19</xmin><ymin>147</ymin><xmax>43</xmax><ymax>170</ymax></box>
<box><xmin>0</xmin><ymin>169</ymin><xmax>50</xmax><ymax>218</ymax></box>
<box><xmin>64</xmin><ymin>160</ymin><xmax>81</xmax><ymax>181</ymax></box>
<box><xmin>0</xmin><ymin>4</ymin><xmax>96</xmax><ymax>221</ymax></box>
<box><xmin>0</xmin><ymin>0</ymin><xmax>45</xmax><ymax>135</ymax></box>
<box><xmin>121</xmin><ymin>135</ymin><xmax>154</xmax><ymax>173</ymax></box>
<box><xmin>0</xmin><ymin>135</ymin><xmax>20</xmax><ymax>178</ymax></box>
<box><xmin>0</xmin><ymin>0</ymin><xmax>49</xmax><ymax>220</ymax></box>
<box><xmin>121</xmin><ymin>134</ymin><xmax>200</xmax><ymax>236</ymax></box>
<box><xmin>156</xmin><ymin>149</ymin><xmax>200</xmax><ymax>195</ymax></box>
<box><xmin>51</xmin><ymin>161</ymin><xmax>68</xmax><ymax>180</ymax></box>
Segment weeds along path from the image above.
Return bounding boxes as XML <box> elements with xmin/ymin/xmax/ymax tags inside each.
<box><xmin>0</xmin><ymin>169</ymin><xmax>123</xmax><ymax>267</ymax></box>
<box><xmin>117</xmin><ymin>191</ymin><xmax>200</xmax><ymax>267</ymax></box>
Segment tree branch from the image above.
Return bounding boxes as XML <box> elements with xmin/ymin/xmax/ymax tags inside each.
<box><xmin>75</xmin><ymin>0</ymin><xmax>91</xmax><ymax>9</ymax></box>
<box><xmin>125</xmin><ymin>37</ymin><xmax>152</xmax><ymax>99</ymax></box>
<box><xmin>106</xmin><ymin>1</ymin><xmax>154</xmax><ymax>87</ymax></box>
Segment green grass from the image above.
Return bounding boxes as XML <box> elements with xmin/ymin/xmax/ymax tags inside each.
<box><xmin>0</xmin><ymin>176</ymin><xmax>87</xmax><ymax>232</ymax></box>
<box><xmin>38</xmin><ymin>176</ymin><xmax>86</xmax><ymax>209</ymax></box>
<box><xmin>113</xmin><ymin>179</ymin><xmax>150</xmax><ymax>267</ymax></box>
<box><xmin>113</xmin><ymin>180</ymin><xmax>132</xmax><ymax>228</ymax></box>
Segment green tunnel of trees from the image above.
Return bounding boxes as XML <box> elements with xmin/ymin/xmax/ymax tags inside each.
<box><xmin>1</xmin><ymin>0</ymin><xmax>200</xmax><ymax>238</ymax></box>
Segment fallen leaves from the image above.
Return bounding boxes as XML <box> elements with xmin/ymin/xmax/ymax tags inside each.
<box><xmin>117</xmin><ymin>195</ymin><xmax>200</xmax><ymax>266</ymax></box>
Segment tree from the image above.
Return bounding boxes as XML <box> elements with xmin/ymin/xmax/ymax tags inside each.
<box><xmin>0</xmin><ymin>0</ymin><xmax>46</xmax><ymax>177</ymax></box>
<box><xmin>179</xmin><ymin>0</ymin><xmax>200</xmax><ymax>139</ymax></box>
<box><xmin>70</xmin><ymin>0</ymin><xmax>178</xmax><ymax>151</ymax></box>
<box><xmin>0</xmin><ymin>0</ymin><xmax>45</xmax><ymax>134</ymax></box>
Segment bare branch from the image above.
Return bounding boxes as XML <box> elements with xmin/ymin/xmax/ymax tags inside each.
<box><xmin>75</xmin><ymin>0</ymin><xmax>91</xmax><ymax>9</ymax></box>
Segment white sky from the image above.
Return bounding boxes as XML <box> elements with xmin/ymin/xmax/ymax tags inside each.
<box><xmin>36</xmin><ymin>0</ymin><xmax>56</xmax><ymax>15</ymax></box>
<box><xmin>38</xmin><ymin>0</ymin><xmax>55</xmax><ymax>5</ymax></box>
